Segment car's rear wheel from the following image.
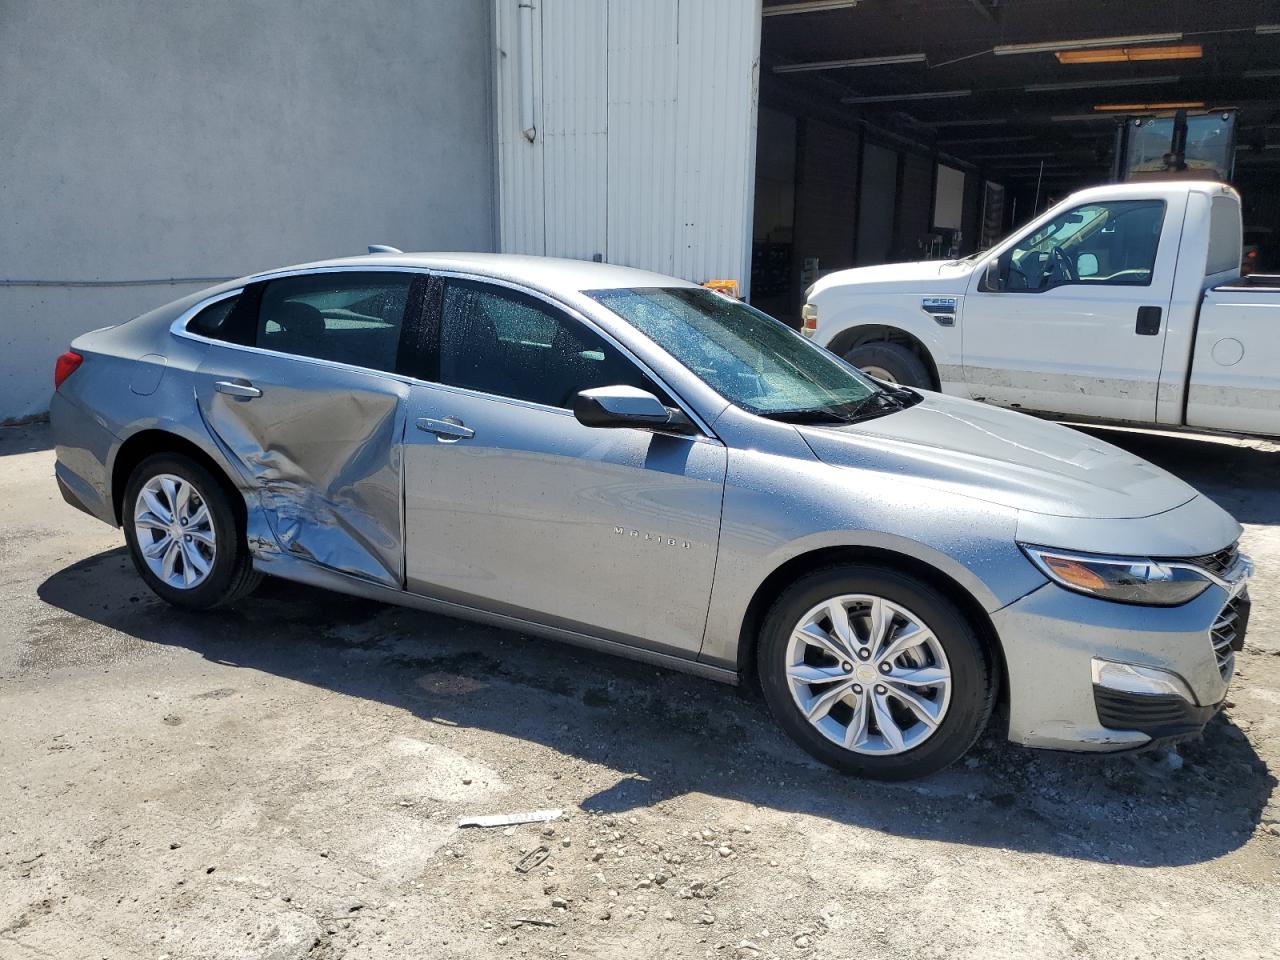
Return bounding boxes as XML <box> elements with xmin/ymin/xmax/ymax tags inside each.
<box><xmin>844</xmin><ymin>341</ymin><xmax>931</xmax><ymax>388</ymax></box>
<box><xmin>123</xmin><ymin>453</ymin><xmax>261</xmax><ymax>609</ymax></box>
<box><xmin>757</xmin><ymin>565</ymin><xmax>995</xmax><ymax>780</ymax></box>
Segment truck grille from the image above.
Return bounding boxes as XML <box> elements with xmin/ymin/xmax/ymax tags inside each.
<box><xmin>1210</xmin><ymin>591</ymin><xmax>1249</xmax><ymax>681</ymax></box>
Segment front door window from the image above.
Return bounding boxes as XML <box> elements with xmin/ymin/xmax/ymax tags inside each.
<box><xmin>984</xmin><ymin>199</ymin><xmax>1166</xmax><ymax>293</ymax></box>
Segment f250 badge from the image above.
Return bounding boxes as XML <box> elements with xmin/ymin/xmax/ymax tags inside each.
<box><xmin>615</xmin><ymin>526</ymin><xmax>691</xmax><ymax>549</ymax></box>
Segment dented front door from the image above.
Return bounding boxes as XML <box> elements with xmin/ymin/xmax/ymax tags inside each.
<box><xmin>193</xmin><ymin>346</ymin><xmax>410</xmax><ymax>587</ymax></box>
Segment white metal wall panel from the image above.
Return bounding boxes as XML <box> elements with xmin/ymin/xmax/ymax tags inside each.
<box><xmin>494</xmin><ymin>0</ymin><xmax>761</xmax><ymax>290</ymax></box>
<box><xmin>495</xmin><ymin>0</ymin><xmax>544</xmax><ymax>254</ymax></box>
<box><xmin>542</xmin><ymin>1</ymin><xmax>608</xmax><ymax>261</ymax></box>
<box><xmin>606</xmin><ymin>0</ymin><xmax>680</xmax><ymax>276</ymax></box>
<box><xmin>673</xmin><ymin>0</ymin><xmax>762</xmax><ymax>288</ymax></box>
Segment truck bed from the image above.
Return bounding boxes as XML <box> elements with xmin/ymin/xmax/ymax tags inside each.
<box><xmin>1184</xmin><ymin>282</ymin><xmax>1280</xmax><ymax>437</ymax></box>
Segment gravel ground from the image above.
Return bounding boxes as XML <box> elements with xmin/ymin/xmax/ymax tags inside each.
<box><xmin>1</xmin><ymin>422</ymin><xmax>1277</xmax><ymax>960</ymax></box>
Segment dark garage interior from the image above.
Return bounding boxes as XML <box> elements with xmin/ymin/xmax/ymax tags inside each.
<box><xmin>751</xmin><ymin>0</ymin><xmax>1280</xmax><ymax>320</ymax></box>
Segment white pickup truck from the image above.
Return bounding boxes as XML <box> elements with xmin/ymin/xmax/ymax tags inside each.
<box><xmin>803</xmin><ymin>180</ymin><xmax>1280</xmax><ymax>438</ymax></box>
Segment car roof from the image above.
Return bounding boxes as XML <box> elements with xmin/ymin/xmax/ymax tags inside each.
<box><xmin>243</xmin><ymin>252</ymin><xmax>701</xmax><ymax>294</ymax></box>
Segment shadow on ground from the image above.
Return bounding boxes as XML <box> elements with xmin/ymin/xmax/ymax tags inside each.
<box><xmin>38</xmin><ymin>543</ymin><xmax>1273</xmax><ymax>871</ymax></box>
<box><xmin>0</xmin><ymin>423</ymin><xmax>53</xmax><ymax>456</ymax></box>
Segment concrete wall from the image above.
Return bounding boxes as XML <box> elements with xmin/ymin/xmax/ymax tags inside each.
<box><xmin>0</xmin><ymin>0</ymin><xmax>496</xmax><ymax>421</ymax></box>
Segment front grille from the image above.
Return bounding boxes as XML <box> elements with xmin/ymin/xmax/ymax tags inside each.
<box><xmin>1187</xmin><ymin>542</ymin><xmax>1240</xmax><ymax>578</ymax></box>
<box><xmin>1210</xmin><ymin>591</ymin><xmax>1250</xmax><ymax>681</ymax></box>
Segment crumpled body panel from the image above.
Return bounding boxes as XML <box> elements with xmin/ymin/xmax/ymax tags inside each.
<box><xmin>195</xmin><ymin>349</ymin><xmax>409</xmax><ymax>588</ymax></box>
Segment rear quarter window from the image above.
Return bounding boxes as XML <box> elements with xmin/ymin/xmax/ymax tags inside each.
<box><xmin>1207</xmin><ymin>195</ymin><xmax>1243</xmax><ymax>277</ymax></box>
<box><xmin>187</xmin><ymin>295</ymin><xmax>241</xmax><ymax>339</ymax></box>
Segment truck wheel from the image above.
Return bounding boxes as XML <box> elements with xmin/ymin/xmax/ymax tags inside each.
<box><xmin>756</xmin><ymin>564</ymin><xmax>996</xmax><ymax>780</ymax></box>
<box><xmin>845</xmin><ymin>342</ymin><xmax>931</xmax><ymax>388</ymax></box>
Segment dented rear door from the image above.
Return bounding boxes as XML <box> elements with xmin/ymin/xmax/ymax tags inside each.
<box><xmin>191</xmin><ymin>270</ymin><xmax>425</xmax><ymax>588</ymax></box>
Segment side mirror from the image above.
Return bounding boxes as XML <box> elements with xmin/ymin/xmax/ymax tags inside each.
<box><xmin>572</xmin><ymin>385</ymin><xmax>696</xmax><ymax>434</ymax></box>
<box><xmin>1076</xmin><ymin>253</ymin><xmax>1099</xmax><ymax>277</ymax></box>
<box><xmin>982</xmin><ymin>259</ymin><xmax>1003</xmax><ymax>292</ymax></box>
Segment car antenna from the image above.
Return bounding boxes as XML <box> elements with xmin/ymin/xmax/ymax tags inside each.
<box><xmin>367</xmin><ymin>244</ymin><xmax>403</xmax><ymax>254</ymax></box>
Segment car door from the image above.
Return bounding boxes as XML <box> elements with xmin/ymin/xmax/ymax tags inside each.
<box><xmin>188</xmin><ymin>268</ymin><xmax>422</xmax><ymax>588</ymax></box>
<box><xmin>961</xmin><ymin>195</ymin><xmax>1183</xmax><ymax>422</ymax></box>
<box><xmin>401</xmin><ymin>276</ymin><xmax>727</xmax><ymax>658</ymax></box>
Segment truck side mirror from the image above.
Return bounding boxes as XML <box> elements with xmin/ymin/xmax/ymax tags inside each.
<box><xmin>1076</xmin><ymin>253</ymin><xmax>1099</xmax><ymax>277</ymax></box>
<box><xmin>982</xmin><ymin>259</ymin><xmax>1003</xmax><ymax>292</ymax></box>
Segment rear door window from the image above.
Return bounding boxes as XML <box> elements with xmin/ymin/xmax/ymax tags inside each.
<box><xmin>254</xmin><ymin>272</ymin><xmax>414</xmax><ymax>374</ymax></box>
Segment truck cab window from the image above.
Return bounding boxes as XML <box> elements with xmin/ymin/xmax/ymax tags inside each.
<box><xmin>985</xmin><ymin>199</ymin><xmax>1166</xmax><ymax>293</ymax></box>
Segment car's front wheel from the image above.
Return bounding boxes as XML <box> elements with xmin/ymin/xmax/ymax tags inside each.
<box><xmin>123</xmin><ymin>453</ymin><xmax>261</xmax><ymax>609</ymax></box>
<box><xmin>757</xmin><ymin>565</ymin><xmax>995</xmax><ymax>780</ymax></box>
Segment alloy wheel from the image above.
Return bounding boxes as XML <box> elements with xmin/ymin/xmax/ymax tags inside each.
<box><xmin>132</xmin><ymin>473</ymin><xmax>217</xmax><ymax>589</ymax></box>
<box><xmin>785</xmin><ymin>594</ymin><xmax>951</xmax><ymax>755</ymax></box>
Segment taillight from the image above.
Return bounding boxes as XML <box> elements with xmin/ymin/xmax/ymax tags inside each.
<box><xmin>54</xmin><ymin>351</ymin><xmax>83</xmax><ymax>390</ymax></box>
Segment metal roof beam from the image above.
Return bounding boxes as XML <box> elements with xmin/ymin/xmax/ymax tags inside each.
<box><xmin>965</xmin><ymin>0</ymin><xmax>999</xmax><ymax>23</ymax></box>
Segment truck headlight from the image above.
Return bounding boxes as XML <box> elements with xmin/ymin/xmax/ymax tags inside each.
<box><xmin>800</xmin><ymin>303</ymin><xmax>817</xmax><ymax>337</ymax></box>
<box><xmin>1020</xmin><ymin>545</ymin><xmax>1211</xmax><ymax>606</ymax></box>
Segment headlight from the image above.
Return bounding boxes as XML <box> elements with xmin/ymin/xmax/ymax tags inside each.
<box><xmin>1020</xmin><ymin>545</ymin><xmax>1211</xmax><ymax>606</ymax></box>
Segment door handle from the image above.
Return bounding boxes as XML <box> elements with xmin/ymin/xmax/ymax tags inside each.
<box><xmin>215</xmin><ymin>379</ymin><xmax>262</xmax><ymax>399</ymax></box>
<box><xmin>416</xmin><ymin>417</ymin><xmax>474</xmax><ymax>441</ymax></box>
<box><xmin>1135</xmin><ymin>306</ymin><xmax>1163</xmax><ymax>336</ymax></box>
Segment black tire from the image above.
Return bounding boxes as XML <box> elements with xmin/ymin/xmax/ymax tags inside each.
<box><xmin>844</xmin><ymin>341</ymin><xmax>932</xmax><ymax>388</ymax></box>
<box><xmin>757</xmin><ymin>564</ymin><xmax>995</xmax><ymax>781</ymax></box>
<box><xmin>122</xmin><ymin>453</ymin><xmax>262</xmax><ymax>609</ymax></box>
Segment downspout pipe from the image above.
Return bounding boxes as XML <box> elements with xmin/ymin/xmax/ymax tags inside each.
<box><xmin>517</xmin><ymin>0</ymin><xmax>536</xmax><ymax>142</ymax></box>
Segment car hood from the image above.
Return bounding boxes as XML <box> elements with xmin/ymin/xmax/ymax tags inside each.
<box><xmin>809</xmin><ymin>259</ymin><xmax>971</xmax><ymax>296</ymax></box>
<box><xmin>797</xmin><ymin>393</ymin><xmax>1198</xmax><ymax>520</ymax></box>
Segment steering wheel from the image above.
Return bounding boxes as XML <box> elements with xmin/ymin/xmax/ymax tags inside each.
<box><xmin>1050</xmin><ymin>246</ymin><xmax>1075</xmax><ymax>284</ymax></box>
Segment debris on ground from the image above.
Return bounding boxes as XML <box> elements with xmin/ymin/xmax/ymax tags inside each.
<box><xmin>458</xmin><ymin>808</ymin><xmax>563</xmax><ymax>828</ymax></box>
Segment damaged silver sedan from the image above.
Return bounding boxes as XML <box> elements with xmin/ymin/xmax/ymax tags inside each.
<box><xmin>51</xmin><ymin>253</ymin><xmax>1251</xmax><ymax>779</ymax></box>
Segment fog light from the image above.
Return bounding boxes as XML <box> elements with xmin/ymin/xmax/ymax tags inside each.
<box><xmin>1091</xmin><ymin>658</ymin><xmax>1194</xmax><ymax>702</ymax></box>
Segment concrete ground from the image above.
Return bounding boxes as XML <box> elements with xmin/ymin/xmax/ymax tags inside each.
<box><xmin>1</xmin><ymin>422</ymin><xmax>1278</xmax><ymax>960</ymax></box>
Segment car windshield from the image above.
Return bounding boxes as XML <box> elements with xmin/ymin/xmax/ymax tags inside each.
<box><xmin>587</xmin><ymin>287</ymin><xmax>892</xmax><ymax>421</ymax></box>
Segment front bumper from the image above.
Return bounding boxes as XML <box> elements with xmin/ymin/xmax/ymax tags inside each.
<box><xmin>992</xmin><ymin>565</ymin><xmax>1249</xmax><ymax>752</ymax></box>
<box><xmin>1091</xmin><ymin>686</ymin><xmax>1224</xmax><ymax>744</ymax></box>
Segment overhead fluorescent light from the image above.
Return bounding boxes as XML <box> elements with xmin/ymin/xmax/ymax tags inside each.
<box><xmin>1026</xmin><ymin>74</ymin><xmax>1179</xmax><ymax>93</ymax></box>
<box><xmin>762</xmin><ymin>1</ymin><xmax>859</xmax><ymax>15</ymax></box>
<box><xmin>1056</xmin><ymin>44</ymin><xmax>1201</xmax><ymax>64</ymax></box>
<box><xmin>986</xmin><ymin>160</ymin><xmax>1072</xmax><ymax>168</ymax></box>
<box><xmin>1256</xmin><ymin>24</ymin><xmax>1280</xmax><ymax>34</ymax></box>
<box><xmin>929</xmin><ymin>118</ymin><xmax>1008</xmax><ymax>127</ymax></box>
<box><xmin>994</xmin><ymin>33</ymin><xmax>1181</xmax><ymax>56</ymax></box>
<box><xmin>773</xmin><ymin>53</ymin><xmax>926</xmax><ymax>73</ymax></box>
<box><xmin>938</xmin><ymin>135</ymin><xmax>1037</xmax><ymax>144</ymax></box>
<box><xmin>971</xmin><ymin>151</ymin><xmax>1056</xmax><ymax>160</ymax></box>
<box><xmin>1093</xmin><ymin>101</ymin><xmax>1205</xmax><ymax>112</ymax></box>
<box><xmin>1244</xmin><ymin>68</ymin><xmax>1280</xmax><ymax>79</ymax></box>
<box><xmin>842</xmin><ymin>88</ymin><xmax>971</xmax><ymax>104</ymax></box>
<box><xmin>1050</xmin><ymin>113</ymin><xmax>1125</xmax><ymax>123</ymax></box>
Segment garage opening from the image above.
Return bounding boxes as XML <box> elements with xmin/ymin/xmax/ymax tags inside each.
<box><xmin>752</xmin><ymin>0</ymin><xmax>1280</xmax><ymax>324</ymax></box>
